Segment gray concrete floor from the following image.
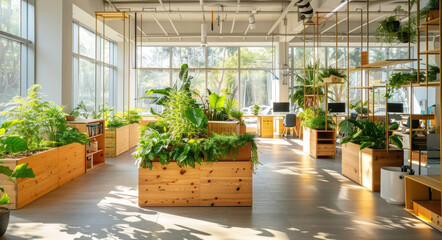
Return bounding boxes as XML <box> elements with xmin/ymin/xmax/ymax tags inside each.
<box><xmin>5</xmin><ymin>138</ymin><xmax>442</xmax><ymax>240</ymax></box>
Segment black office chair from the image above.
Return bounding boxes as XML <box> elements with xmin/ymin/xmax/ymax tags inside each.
<box><xmin>350</xmin><ymin>113</ymin><xmax>358</xmax><ymax>120</ymax></box>
<box><xmin>283</xmin><ymin>114</ymin><xmax>297</xmax><ymax>137</ymax></box>
<box><xmin>403</xmin><ymin>117</ymin><xmax>420</xmax><ymax>129</ymax></box>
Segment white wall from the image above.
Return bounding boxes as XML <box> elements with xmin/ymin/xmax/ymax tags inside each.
<box><xmin>35</xmin><ymin>0</ymin><xmax>72</xmax><ymax>111</ymax></box>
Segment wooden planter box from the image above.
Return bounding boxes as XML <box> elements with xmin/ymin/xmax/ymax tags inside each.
<box><xmin>303</xmin><ymin>127</ymin><xmax>336</xmax><ymax>158</ymax></box>
<box><xmin>1</xmin><ymin>143</ymin><xmax>85</xmax><ymax>209</ymax></box>
<box><xmin>208</xmin><ymin>121</ymin><xmax>240</xmax><ymax>136</ymax></box>
<box><xmin>58</xmin><ymin>143</ymin><xmax>86</xmax><ymax>186</ymax></box>
<box><xmin>342</xmin><ymin>142</ymin><xmax>404</xmax><ymax>192</ymax></box>
<box><xmin>129</xmin><ymin>123</ymin><xmax>139</xmax><ymax>149</ymax></box>
<box><xmin>240</xmin><ymin>125</ymin><xmax>246</xmax><ymax>135</ymax></box>
<box><xmin>105</xmin><ymin>125</ymin><xmax>130</xmax><ymax>157</ymax></box>
<box><xmin>139</xmin><ymin>146</ymin><xmax>253</xmax><ymax>207</ymax></box>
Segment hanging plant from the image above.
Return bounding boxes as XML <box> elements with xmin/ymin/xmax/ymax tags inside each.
<box><xmin>375</xmin><ymin>16</ymin><xmax>401</xmax><ymax>43</ymax></box>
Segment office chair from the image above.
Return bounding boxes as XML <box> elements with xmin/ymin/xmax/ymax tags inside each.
<box><xmin>350</xmin><ymin>113</ymin><xmax>358</xmax><ymax>120</ymax></box>
<box><xmin>282</xmin><ymin>114</ymin><xmax>297</xmax><ymax>137</ymax></box>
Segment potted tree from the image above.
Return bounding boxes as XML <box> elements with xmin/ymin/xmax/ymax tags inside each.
<box><xmin>339</xmin><ymin>119</ymin><xmax>403</xmax><ymax>191</ymax></box>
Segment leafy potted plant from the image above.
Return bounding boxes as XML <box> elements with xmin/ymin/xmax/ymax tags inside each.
<box><xmin>298</xmin><ymin>108</ymin><xmax>336</xmax><ymax>158</ymax></box>
<box><xmin>320</xmin><ymin>67</ymin><xmax>347</xmax><ymax>83</ymax></box>
<box><xmin>385</xmin><ymin>71</ymin><xmax>423</xmax><ymax>98</ymax></box>
<box><xmin>134</xmin><ymin>64</ymin><xmax>259</xmax><ymax>207</ymax></box>
<box><xmin>339</xmin><ymin>119</ymin><xmax>404</xmax><ymax>191</ymax></box>
<box><xmin>375</xmin><ymin>16</ymin><xmax>401</xmax><ymax>43</ymax></box>
<box><xmin>253</xmin><ymin>105</ymin><xmax>260</xmax><ymax>115</ymax></box>
<box><xmin>422</xmin><ymin>0</ymin><xmax>439</xmax><ymax>20</ymax></box>
<box><xmin>290</xmin><ymin>63</ymin><xmax>325</xmax><ymax>110</ymax></box>
<box><xmin>229</xmin><ymin>108</ymin><xmax>246</xmax><ymax>134</ymax></box>
<box><xmin>0</xmin><ymin>162</ymin><xmax>34</xmax><ymax>236</ymax></box>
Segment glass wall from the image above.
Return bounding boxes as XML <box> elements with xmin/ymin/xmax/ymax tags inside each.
<box><xmin>290</xmin><ymin>46</ymin><xmax>413</xmax><ymax>113</ymax></box>
<box><xmin>136</xmin><ymin>46</ymin><xmax>275</xmax><ymax>115</ymax></box>
<box><xmin>72</xmin><ymin>22</ymin><xmax>117</xmax><ymax>112</ymax></box>
<box><xmin>0</xmin><ymin>0</ymin><xmax>33</xmax><ymax>116</ymax></box>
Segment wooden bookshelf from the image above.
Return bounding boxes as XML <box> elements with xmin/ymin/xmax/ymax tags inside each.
<box><xmin>405</xmin><ymin>175</ymin><xmax>442</xmax><ymax>231</ymax></box>
<box><xmin>67</xmin><ymin>119</ymin><xmax>105</xmax><ymax>172</ymax></box>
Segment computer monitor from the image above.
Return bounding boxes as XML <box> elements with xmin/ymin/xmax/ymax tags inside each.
<box><xmin>387</xmin><ymin>103</ymin><xmax>403</xmax><ymax>113</ymax></box>
<box><xmin>273</xmin><ymin>102</ymin><xmax>290</xmax><ymax>113</ymax></box>
<box><xmin>328</xmin><ymin>103</ymin><xmax>346</xmax><ymax>113</ymax></box>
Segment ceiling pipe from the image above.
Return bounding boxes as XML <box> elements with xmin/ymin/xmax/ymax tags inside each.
<box><xmin>158</xmin><ymin>0</ymin><xmax>180</xmax><ymax>35</ymax></box>
<box><xmin>267</xmin><ymin>0</ymin><xmax>297</xmax><ymax>35</ymax></box>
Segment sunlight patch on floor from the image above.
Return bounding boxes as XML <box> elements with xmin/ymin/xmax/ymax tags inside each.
<box><xmin>152</xmin><ymin>212</ymin><xmax>291</xmax><ymax>240</ymax></box>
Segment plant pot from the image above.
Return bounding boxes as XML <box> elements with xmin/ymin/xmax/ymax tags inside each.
<box><xmin>0</xmin><ymin>207</ymin><xmax>10</xmax><ymax>237</ymax></box>
<box><xmin>65</xmin><ymin>115</ymin><xmax>75</xmax><ymax>121</ymax></box>
<box><xmin>397</xmin><ymin>30</ymin><xmax>410</xmax><ymax>43</ymax></box>
<box><xmin>380</xmin><ymin>167</ymin><xmax>410</xmax><ymax>204</ymax></box>
<box><xmin>240</xmin><ymin>125</ymin><xmax>246</xmax><ymax>135</ymax></box>
<box><xmin>428</xmin><ymin>10</ymin><xmax>439</xmax><ymax>20</ymax></box>
<box><xmin>386</xmin><ymin>21</ymin><xmax>400</xmax><ymax>33</ymax></box>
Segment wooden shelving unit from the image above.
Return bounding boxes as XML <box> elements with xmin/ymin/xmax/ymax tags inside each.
<box><xmin>405</xmin><ymin>175</ymin><xmax>442</xmax><ymax>230</ymax></box>
<box><xmin>419</xmin><ymin>48</ymin><xmax>440</xmax><ymax>55</ymax></box>
<box><xmin>358</xmin><ymin>59</ymin><xmax>417</xmax><ymax>68</ymax></box>
<box><xmin>67</xmin><ymin>119</ymin><xmax>105</xmax><ymax>172</ymax></box>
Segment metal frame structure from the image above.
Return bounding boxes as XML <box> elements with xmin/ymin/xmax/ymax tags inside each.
<box><xmin>95</xmin><ymin>11</ymin><xmax>131</xmax><ymax>115</ymax></box>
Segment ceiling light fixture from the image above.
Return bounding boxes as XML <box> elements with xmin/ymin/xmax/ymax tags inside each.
<box><xmin>281</xmin><ymin>17</ymin><xmax>290</xmax><ymax>81</ymax></box>
<box><xmin>201</xmin><ymin>23</ymin><xmax>207</xmax><ymax>47</ymax></box>
<box><xmin>249</xmin><ymin>13</ymin><xmax>256</xmax><ymax>30</ymax></box>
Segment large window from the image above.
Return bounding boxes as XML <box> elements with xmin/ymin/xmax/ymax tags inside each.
<box><xmin>0</xmin><ymin>0</ymin><xmax>33</xmax><ymax>115</ymax></box>
<box><xmin>72</xmin><ymin>22</ymin><xmax>117</xmax><ymax>112</ymax></box>
<box><xmin>136</xmin><ymin>46</ymin><xmax>276</xmax><ymax>115</ymax></box>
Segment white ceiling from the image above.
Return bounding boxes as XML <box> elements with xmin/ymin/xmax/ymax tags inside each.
<box><xmin>101</xmin><ymin>0</ymin><xmax>427</xmax><ymax>44</ymax></box>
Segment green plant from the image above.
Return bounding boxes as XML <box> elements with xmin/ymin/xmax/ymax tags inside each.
<box><xmin>339</xmin><ymin>119</ymin><xmax>402</xmax><ymax>150</ymax></box>
<box><xmin>229</xmin><ymin>108</ymin><xmax>244</xmax><ymax>125</ymax></box>
<box><xmin>428</xmin><ymin>65</ymin><xmax>440</xmax><ymax>82</ymax></box>
<box><xmin>385</xmin><ymin>71</ymin><xmax>424</xmax><ymax>98</ymax></box>
<box><xmin>319</xmin><ymin>67</ymin><xmax>347</xmax><ymax>80</ymax></box>
<box><xmin>134</xmin><ymin>129</ymin><xmax>172</xmax><ymax>169</ymax></box>
<box><xmin>125</xmin><ymin>108</ymin><xmax>143</xmax><ymax>124</ymax></box>
<box><xmin>349</xmin><ymin>100</ymin><xmax>369</xmax><ymax>115</ymax></box>
<box><xmin>289</xmin><ymin>63</ymin><xmax>328</xmax><ymax>110</ymax></box>
<box><xmin>298</xmin><ymin>108</ymin><xmax>335</xmax><ymax>130</ymax></box>
<box><xmin>253</xmin><ymin>105</ymin><xmax>261</xmax><ymax>115</ymax></box>
<box><xmin>204</xmin><ymin>133</ymin><xmax>259</xmax><ymax>171</ymax></box>
<box><xmin>70</xmin><ymin>101</ymin><xmax>91</xmax><ymax>119</ymax></box>
<box><xmin>0</xmin><ymin>162</ymin><xmax>35</xmax><ymax>205</ymax></box>
<box><xmin>421</xmin><ymin>0</ymin><xmax>439</xmax><ymax>16</ymax></box>
<box><xmin>376</xmin><ymin>16</ymin><xmax>401</xmax><ymax>43</ymax></box>
<box><xmin>106</xmin><ymin>115</ymin><xmax>128</xmax><ymax>129</ymax></box>
<box><xmin>0</xmin><ymin>120</ymin><xmax>28</xmax><ymax>157</ymax></box>
<box><xmin>206</xmin><ymin>92</ymin><xmax>229</xmax><ymax>121</ymax></box>
<box><xmin>375</xmin><ymin>16</ymin><xmax>417</xmax><ymax>44</ymax></box>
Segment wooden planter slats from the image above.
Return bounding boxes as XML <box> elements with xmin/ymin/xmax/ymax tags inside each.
<box><xmin>105</xmin><ymin>124</ymin><xmax>130</xmax><ymax>157</ymax></box>
<box><xmin>129</xmin><ymin>123</ymin><xmax>139</xmax><ymax>149</ymax></box>
<box><xmin>58</xmin><ymin>143</ymin><xmax>86</xmax><ymax>186</ymax></box>
<box><xmin>1</xmin><ymin>142</ymin><xmax>85</xmax><ymax>209</ymax></box>
<box><xmin>303</xmin><ymin>127</ymin><xmax>336</xmax><ymax>158</ymax></box>
<box><xmin>342</xmin><ymin>142</ymin><xmax>404</xmax><ymax>192</ymax></box>
<box><xmin>139</xmin><ymin>145</ymin><xmax>253</xmax><ymax>207</ymax></box>
<box><xmin>106</xmin><ymin>123</ymin><xmax>140</xmax><ymax>157</ymax></box>
<box><xmin>208</xmin><ymin>121</ymin><xmax>240</xmax><ymax>136</ymax></box>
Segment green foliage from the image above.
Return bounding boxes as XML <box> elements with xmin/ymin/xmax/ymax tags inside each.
<box><xmin>385</xmin><ymin>71</ymin><xmax>424</xmax><ymax>98</ymax></box>
<box><xmin>229</xmin><ymin>108</ymin><xmax>244</xmax><ymax>125</ymax></box>
<box><xmin>339</xmin><ymin>119</ymin><xmax>402</xmax><ymax>150</ymax></box>
<box><xmin>207</xmin><ymin>92</ymin><xmax>229</xmax><ymax>121</ymax></box>
<box><xmin>428</xmin><ymin>65</ymin><xmax>440</xmax><ymax>82</ymax></box>
<box><xmin>349</xmin><ymin>100</ymin><xmax>369</xmax><ymax>115</ymax></box>
<box><xmin>298</xmin><ymin>108</ymin><xmax>335</xmax><ymax>130</ymax></box>
<box><xmin>0</xmin><ymin>85</ymin><xmax>90</xmax><ymax>156</ymax></box>
<box><xmin>125</xmin><ymin>108</ymin><xmax>143</xmax><ymax>124</ymax></box>
<box><xmin>253</xmin><ymin>105</ymin><xmax>261</xmax><ymax>115</ymax></box>
<box><xmin>0</xmin><ymin>162</ymin><xmax>35</xmax><ymax>205</ymax></box>
<box><xmin>134</xmin><ymin>131</ymin><xmax>259</xmax><ymax>171</ymax></box>
<box><xmin>319</xmin><ymin>68</ymin><xmax>347</xmax><ymax>80</ymax></box>
<box><xmin>106</xmin><ymin>115</ymin><xmax>128</xmax><ymax>129</ymax></box>
<box><xmin>135</xmin><ymin>64</ymin><xmax>259</xmax><ymax>171</ymax></box>
<box><xmin>375</xmin><ymin>16</ymin><xmax>417</xmax><ymax>44</ymax></box>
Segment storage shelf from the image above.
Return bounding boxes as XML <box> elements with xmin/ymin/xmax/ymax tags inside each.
<box><xmin>399</xmin><ymin>81</ymin><xmax>440</xmax><ymax>87</ymax></box>
<box><xmin>86</xmin><ymin>162</ymin><xmax>105</xmax><ymax>172</ymax></box>
<box><xmin>86</xmin><ymin>149</ymin><xmax>103</xmax><ymax>157</ymax></box>
<box><xmin>419</xmin><ymin>48</ymin><xmax>440</xmax><ymax>55</ymax></box>
<box><xmin>405</xmin><ymin>175</ymin><xmax>441</xmax><ymax>191</ymax></box>
<box><xmin>358</xmin><ymin>59</ymin><xmax>417</xmax><ymax>68</ymax></box>
<box><xmin>87</xmin><ymin>133</ymin><xmax>103</xmax><ymax>139</ymax></box>
<box><xmin>420</xmin><ymin>18</ymin><xmax>440</xmax><ymax>26</ymax></box>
